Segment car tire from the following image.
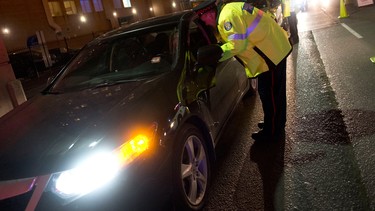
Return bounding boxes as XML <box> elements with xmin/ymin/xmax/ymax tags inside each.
<box><xmin>172</xmin><ymin>123</ymin><xmax>210</xmax><ymax>210</ymax></box>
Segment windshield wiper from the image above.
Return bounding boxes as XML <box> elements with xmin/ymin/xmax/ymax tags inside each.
<box><xmin>92</xmin><ymin>79</ymin><xmax>141</xmax><ymax>89</ymax></box>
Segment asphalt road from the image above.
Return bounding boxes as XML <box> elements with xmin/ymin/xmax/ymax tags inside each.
<box><xmin>204</xmin><ymin>2</ymin><xmax>375</xmax><ymax>210</ymax></box>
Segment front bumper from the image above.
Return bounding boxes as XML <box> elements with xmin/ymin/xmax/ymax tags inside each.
<box><xmin>0</xmin><ymin>147</ymin><xmax>174</xmax><ymax>211</ymax></box>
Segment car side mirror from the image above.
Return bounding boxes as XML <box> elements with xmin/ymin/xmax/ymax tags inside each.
<box><xmin>197</xmin><ymin>44</ymin><xmax>223</xmax><ymax>67</ymax></box>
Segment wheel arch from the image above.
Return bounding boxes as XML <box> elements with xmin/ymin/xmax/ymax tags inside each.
<box><xmin>184</xmin><ymin>116</ymin><xmax>216</xmax><ymax>164</ymax></box>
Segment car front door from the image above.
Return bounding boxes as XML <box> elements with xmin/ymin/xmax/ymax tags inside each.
<box><xmin>187</xmin><ymin>20</ymin><xmax>243</xmax><ymax>137</ymax></box>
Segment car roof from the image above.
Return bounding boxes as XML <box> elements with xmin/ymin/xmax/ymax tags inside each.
<box><xmin>97</xmin><ymin>10</ymin><xmax>194</xmax><ymax>40</ymax></box>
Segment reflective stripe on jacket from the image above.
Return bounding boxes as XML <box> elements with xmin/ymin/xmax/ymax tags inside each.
<box><xmin>217</xmin><ymin>2</ymin><xmax>292</xmax><ymax>78</ymax></box>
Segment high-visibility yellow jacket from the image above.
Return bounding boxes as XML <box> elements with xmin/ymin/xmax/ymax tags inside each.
<box><xmin>217</xmin><ymin>2</ymin><xmax>292</xmax><ymax>78</ymax></box>
<box><xmin>282</xmin><ymin>0</ymin><xmax>291</xmax><ymax>17</ymax></box>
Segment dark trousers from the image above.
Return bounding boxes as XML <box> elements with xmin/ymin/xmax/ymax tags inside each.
<box><xmin>257</xmin><ymin>58</ymin><xmax>287</xmax><ymax>137</ymax></box>
<box><xmin>288</xmin><ymin>12</ymin><xmax>299</xmax><ymax>45</ymax></box>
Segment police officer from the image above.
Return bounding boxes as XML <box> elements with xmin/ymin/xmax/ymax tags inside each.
<box><xmin>282</xmin><ymin>0</ymin><xmax>299</xmax><ymax>44</ymax></box>
<box><xmin>194</xmin><ymin>0</ymin><xmax>292</xmax><ymax>142</ymax></box>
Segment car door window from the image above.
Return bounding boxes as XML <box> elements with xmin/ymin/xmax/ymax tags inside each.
<box><xmin>188</xmin><ymin>22</ymin><xmax>212</xmax><ymax>59</ymax></box>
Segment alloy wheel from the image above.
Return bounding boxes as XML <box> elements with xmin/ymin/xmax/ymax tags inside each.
<box><xmin>180</xmin><ymin>134</ymin><xmax>208</xmax><ymax>206</ymax></box>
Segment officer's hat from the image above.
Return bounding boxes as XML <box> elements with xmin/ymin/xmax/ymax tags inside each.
<box><xmin>193</xmin><ymin>0</ymin><xmax>217</xmax><ymax>16</ymax></box>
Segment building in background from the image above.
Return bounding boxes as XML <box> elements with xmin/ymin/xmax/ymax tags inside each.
<box><xmin>0</xmin><ymin>0</ymin><xmax>194</xmax><ymax>53</ymax></box>
<box><xmin>0</xmin><ymin>0</ymin><xmax>197</xmax><ymax>81</ymax></box>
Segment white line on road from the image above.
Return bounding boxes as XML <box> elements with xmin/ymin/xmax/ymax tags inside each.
<box><xmin>341</xmin><ymin>23</ymin><xmax>363</xmax><ymax>39</ymax></box>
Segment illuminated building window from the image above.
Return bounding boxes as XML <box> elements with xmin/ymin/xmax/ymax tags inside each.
<box><xmin>80</xmin><ymin>0</ymin><xmax>92</xmax><ymax>13</ymax></box>
<box><xmin>113</xmin><ymin>0</ymin><xmax>122</xmax><ymax>9</ymax></box>
<box><xmin>93</xmin><ymin>0</ymin><xmax>103</xmax><ymax>11</ymax></box>
<box><xmin>113</xmin><ymin>0</ymin><xmax>131</xmax><ymax>9</ymax></box>
<box><xmin>64</xmin><ymin>1</ymin><xmax>77</xmax><ymax>15</ymax></box>
<box><xmin>48</xmin><ymin>1</ymin><xmax>63</xmax><ymax>17</ymax></box>
<box><xmin>122</xmin><ymin>0</ymin><xmax>131</xmax><ymax>8</ymax></box>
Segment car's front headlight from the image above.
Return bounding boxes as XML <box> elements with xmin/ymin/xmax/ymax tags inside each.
<box><xmin>52</xmin><ymin>127</ymin><xmax>155</xmax><ymax>201</ymax></box>
<box><xmin>54</xmin><ymin>152</ymin><xmax>121</xmax><ymax>198</ymax></box>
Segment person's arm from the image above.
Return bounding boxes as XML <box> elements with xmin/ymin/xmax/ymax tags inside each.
<box><xmin>218</xmin><ymin>10</ymin><xmax>251</xmax><ymax>62</ymax></box>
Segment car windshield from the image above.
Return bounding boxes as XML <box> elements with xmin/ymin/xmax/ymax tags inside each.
<box><xmin>51</xmin><ymin>26</ymin><xmax>179</xmax><ymax>92</ymax></box>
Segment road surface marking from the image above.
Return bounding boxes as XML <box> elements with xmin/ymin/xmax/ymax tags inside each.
<box><xmin>341</xmin><ymin>23</ymin><xmax>363</xmax><ymax>39</ymax></box>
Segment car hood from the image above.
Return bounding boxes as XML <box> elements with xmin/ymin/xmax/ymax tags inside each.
<box><xmin>0</xmin><ymin>76</ymin><xmax>175</xmax><ymax>180</ymax></box>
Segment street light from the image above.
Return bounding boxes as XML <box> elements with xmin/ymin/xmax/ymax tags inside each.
<box><xmin>80</xmin><ymin>15</ymin><xmax>87</xmax><ymax>23</ymax></box>
<box><xmin>1</xmin><ymin>28</ymin><xmax>10</xmax><ymax>35</ymax></box>
<box><xmin>149</xmin><ymin>6</ymin><xmax>154</xmax><ymax>17</ymax></box>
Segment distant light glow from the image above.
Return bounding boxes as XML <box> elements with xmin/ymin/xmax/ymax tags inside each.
<box><xmin>132</xmin><ymin>8</ymin><xmax>137</xmax><ymax>14</ymax></box>
<box><xmin>113</xmin><ymin>12</ymin><xmax>117</xmax><ymax>17</ymax></box>
<box><xmin>149</xmin><ymin>7</ymin><xmax>153</xmax><ymax>12</ymax></box>
<box><xmin>80</xmin><ymin>15</ymin><xmax>87</xmax><ymax>23</ymax></box>
<box><xmin>172</xmin><ymin>2</ymin><xmax>176</xmax><ymax>8</ymax></box>
<box><xmin>321</xmin><ymin>0</ymin><xmax>330</xmax><ymax>8</ymax></box>
<box><xmin>309</xmin><ymin>0</ymin><xmax>319</xmax><ymax>8</ymax></box>
<box><xmin>2</xmin><ymin>28</ymin><xmax>10</xmax><ymax>34</ymax></box>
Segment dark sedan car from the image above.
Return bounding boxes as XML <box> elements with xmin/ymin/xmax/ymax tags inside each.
<box><xmin>0</xmin><ymin>10</ymin><xmax>250</xmax><ymax>211</ymax></box>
